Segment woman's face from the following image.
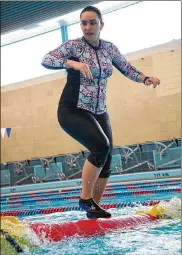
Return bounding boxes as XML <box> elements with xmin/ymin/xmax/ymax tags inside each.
<box><xmin>80</xmin><ymin>11</ymin><xmax>104</xmax><ymax>43</ymax></box>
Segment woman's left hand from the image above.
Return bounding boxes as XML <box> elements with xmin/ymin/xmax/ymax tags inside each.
<box><xmin>145</xmin><ymin>77</ymin><xmax>160</xmax><ymax>88</ymax></box>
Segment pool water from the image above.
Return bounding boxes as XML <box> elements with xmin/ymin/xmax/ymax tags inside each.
<box><xmin>1</xmin><ymin>184</ymin><xmax>180</xmax><ymax>212</ymax></box>
<box><xmin>1</xmin><ymin>192</ymin><xmax>180</xmax><ymax>212</ymax></box>
<box><xmin>21</xmin><ymin>207</ymin><xmax>181</xmax><ymax>255</ymax></box>
<box><xmin>1</xmin><ymin>179</ymin><xmax>181</xmax><ymax>255</ymax></box>
<box><xmin>19</xmin><ymin>193</ymin><xmax>181</xmax><ymax>255</ymax></box>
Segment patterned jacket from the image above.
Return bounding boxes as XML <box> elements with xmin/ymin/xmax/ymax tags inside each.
<box><xmin>42</xmin><ymin>37</ymin><xmax>143</xmax><ymax>114</ymax></box>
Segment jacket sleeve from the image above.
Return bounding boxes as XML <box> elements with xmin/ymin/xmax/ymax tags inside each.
<box><xmin>111</xmin><ymin>43</ymin><xmax>143</xmax><ymax>83</ymax></box>
<box><xmin>41</xmin><ymin>40</ymin><xmax>74</xmax><ymax>70</ymax></box>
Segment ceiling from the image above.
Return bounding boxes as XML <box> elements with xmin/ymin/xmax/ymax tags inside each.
<box><xmin>1</xmin><ymin>1</ymin><xmax>102</xmax><ymax>35</ymax></box>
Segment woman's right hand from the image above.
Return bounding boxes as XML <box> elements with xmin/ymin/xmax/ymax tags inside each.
<box><xmin>66</xmin><ymin>60</ymin><xmax>93</xmax><ymax>80</ymax></box>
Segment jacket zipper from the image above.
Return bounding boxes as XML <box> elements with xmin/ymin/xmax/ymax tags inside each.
<box><xmin>95</xmin><ymin>51</ymin><xmax>101</xmax><ymax>114</ymax></box>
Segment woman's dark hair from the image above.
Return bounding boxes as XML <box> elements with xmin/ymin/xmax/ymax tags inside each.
<box><xmin>80</xmin><ymin>6</ymin><xmax>103</xmax><ymax>24</ymax></box>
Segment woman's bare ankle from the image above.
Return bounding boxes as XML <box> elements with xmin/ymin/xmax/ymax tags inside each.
<box><xmin>80</xmin><ymin>195</ymin><xmax>92</xmax><ymax>200</ymax></box>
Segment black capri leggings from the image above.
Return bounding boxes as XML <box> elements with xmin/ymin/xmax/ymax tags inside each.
<box><xmin>57</xmin><ymin>106</ymin><xmax>113</xmax><ymax>178</ymax></box>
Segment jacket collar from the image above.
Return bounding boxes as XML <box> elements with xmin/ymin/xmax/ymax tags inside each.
<box><xmin>82</xmin><ymin>36</ymin><xmax>101</xmax><ymax>51</ymax></box>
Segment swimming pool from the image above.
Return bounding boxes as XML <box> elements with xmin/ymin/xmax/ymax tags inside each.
<box><xmin>1</xmin><ymin>170</ymin><xmax>181</xmax><ymax>255</ymax></box>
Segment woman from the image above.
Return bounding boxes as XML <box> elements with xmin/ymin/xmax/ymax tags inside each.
<box><xmin>41</xmin><ymin>6</ymin><xmax>160</xmax><ymax>219</ymax></box>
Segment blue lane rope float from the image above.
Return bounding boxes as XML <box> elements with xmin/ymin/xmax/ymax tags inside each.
<box><xmin>1</xmin><ymin>181</ymin><xmax>180</xmax><ymax>203</ymax></box>
<box><xmin>0</xmin><ymin>200</ymin><xmax>168</xmax><ymax>217</ymax></box>
<box><xmin>1</xmin><ymin>187</ymin><xmax>180</xmax><ymax>207</ymax></box>
<box><xmin>1</xmin><ymin>179</ymin><xmax>180</xmax><ymax>200</ymax></box>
